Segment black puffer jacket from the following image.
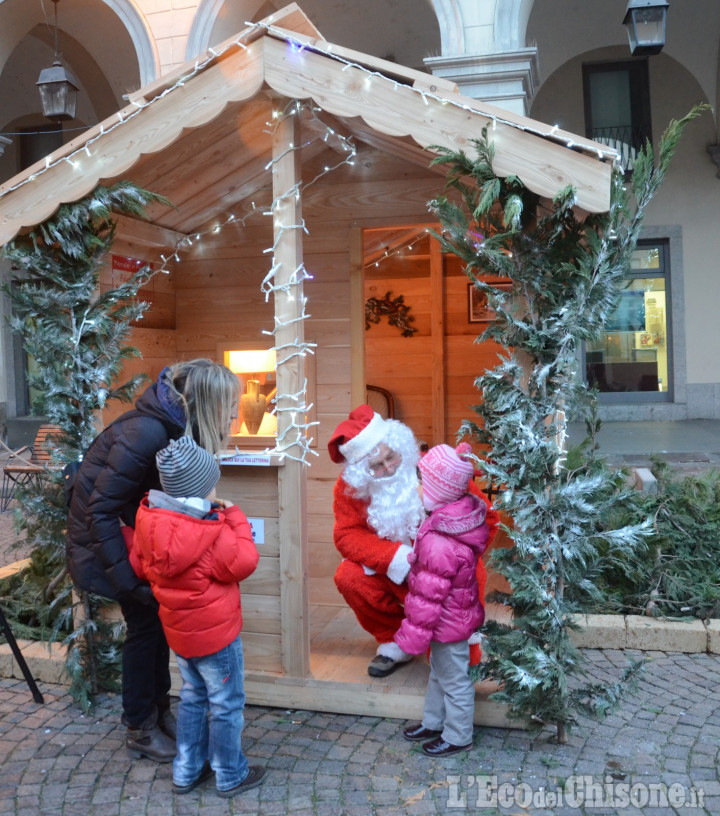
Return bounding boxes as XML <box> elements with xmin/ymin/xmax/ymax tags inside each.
<box><xmin>66</xmin><ymin>373</ymin><xmax>185</xmax><ymax>600</ymax></box>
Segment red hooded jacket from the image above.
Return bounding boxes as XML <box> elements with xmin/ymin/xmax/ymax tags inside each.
<box><xmin>129</xmin><ymin>497</ymin><xmax>259</xmax><ymax>658</ymax></box>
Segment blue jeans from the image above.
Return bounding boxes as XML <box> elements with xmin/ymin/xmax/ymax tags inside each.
<box><xmin>173</xmin><ymin>634</ymin><xmax>249</xmax><ymax>791</ymax></box>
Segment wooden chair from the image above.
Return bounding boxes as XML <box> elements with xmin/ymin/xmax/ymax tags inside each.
<box><xmin>0</xmin><ymin>424</ymin><xmax>62</xmax><ymax>512</ymax></box>
<box><xmin>366</xmin><ymin>385</ymin><xmax>395</xmax><ymax>419</ymax></box>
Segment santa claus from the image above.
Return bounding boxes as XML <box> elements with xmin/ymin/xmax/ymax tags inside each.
<box><xmin>328</xmin><ymin>405</ymin><xmax>426</xmax><ymax>678</ymax></box>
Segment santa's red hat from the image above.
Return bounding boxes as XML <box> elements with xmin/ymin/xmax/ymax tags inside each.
<box><xmin>328</xmin><ymin>404</ymin><xmax>388</xmax><ymax>464</ymax></box>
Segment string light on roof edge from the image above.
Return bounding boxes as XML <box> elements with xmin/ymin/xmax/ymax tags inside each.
<box><xmin>0</xmin><ymin>24</ymin><xmax>613</xmax><ymax>457</ymax></box>
<box><xmin>253</xmin><ymin>22</ymin><xmax>613</xmax><ymax>161</ymax></box>
<box><xmin>0</xmin><ymin>22</ymin><xmax>615</xmax><ymax>203</ymax></box>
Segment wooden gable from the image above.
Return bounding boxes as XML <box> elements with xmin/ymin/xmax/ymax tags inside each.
<box><xmin>0</xmin><ymin>4</ymin><xmax>616</xmax><ymax>246</ymax></box>
<box><xmin>0</xmin><ymin>3</ymin><xmax>619</xmax><ymax>729</ymax></box>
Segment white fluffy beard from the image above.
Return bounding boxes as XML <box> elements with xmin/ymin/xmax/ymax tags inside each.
<box><xmin>343</xmin><ymin>421</ymin><xmax>425</xmax><ymax>544</ymax></box>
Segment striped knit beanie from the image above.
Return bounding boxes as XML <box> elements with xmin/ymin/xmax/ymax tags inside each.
<box><xmin>419</xmin><ymin>442</ymin><xmax>474</xmax><ymax>508</ymax></box>
<box><xmin>156</xmin><ymin>436</ymin><xmax>220</xmax><ymax>499</ymax></box>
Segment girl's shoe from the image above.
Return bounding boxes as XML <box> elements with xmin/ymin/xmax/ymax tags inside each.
<box><xmin>403</xmin><ymin>723</ymin><xmax>442</xmax><ymax>742</ymax></box>
<box><xmin>421</xmin><ymin>737</ymin><xmax>472</xmax><ymax>757</ymax></box>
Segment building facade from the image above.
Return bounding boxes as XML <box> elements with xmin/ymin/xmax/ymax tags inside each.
<box><xmin>1</xmin><ymin>0</ymin><xmax>719</xmax><ymax>425</ymax></box>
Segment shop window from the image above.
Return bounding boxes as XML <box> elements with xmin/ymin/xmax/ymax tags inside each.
<box><xmin>585</xmin><ymin>241</ymin><xmax>671</xmax><ymax>403</ymax></box>
<box><xmin>583</xmin><ymin>60</ymin><xmax>651</xmax><ymax>172</ymax></box>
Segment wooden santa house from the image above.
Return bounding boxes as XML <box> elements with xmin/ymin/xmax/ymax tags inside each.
<box><xmin>0</xmin><ymin>4</ymin><xmax>616</xmax><ymax>726</ymax></box>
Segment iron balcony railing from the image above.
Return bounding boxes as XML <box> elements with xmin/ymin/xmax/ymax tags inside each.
<box><xmin>590</xmin><ymin>125</ymin><xmax>650</xmax><ymax>173</ymax></box>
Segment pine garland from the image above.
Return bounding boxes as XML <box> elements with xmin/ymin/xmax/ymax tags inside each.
<box><xmin>0</xmin><ymin>181</ymin><xmax>170</xmax><ymax>709</ymax></box>
<box><xmin>429</xmin><ymin>105</ymin><xmax>707</xmax><ymax>742</ymax></box>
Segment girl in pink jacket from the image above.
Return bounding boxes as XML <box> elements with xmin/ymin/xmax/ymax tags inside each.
<box><xmin>395</xmin><ymin>442</ymin><xmax>489</xmax><ymax>757</ymax></box>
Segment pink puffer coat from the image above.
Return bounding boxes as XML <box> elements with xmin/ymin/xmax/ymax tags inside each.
<box><xmin>394</xmin><ymin>493</ymin><xmax>489</xmax><ymax>655</ymax></box>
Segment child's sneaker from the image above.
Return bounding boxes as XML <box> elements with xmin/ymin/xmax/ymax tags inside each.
<box><xmin>217</xmin><ymin>765</ymin><xmax>266</xmax><ymax>798</ymax></box>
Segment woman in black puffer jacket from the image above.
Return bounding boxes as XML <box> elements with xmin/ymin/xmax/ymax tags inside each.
<box><xmin>67</xmin><ymin>358</ymin><xmax>238</xmax><ymax>762</ymax></box>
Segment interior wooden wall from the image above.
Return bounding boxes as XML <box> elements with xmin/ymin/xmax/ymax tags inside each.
<box><xmin>218</xmin><ymin>465</ymin><xmax>283</xmax><ymax>673</ymax></box>
<box><xmin>364</xmin><ymin>249</ymin><xmax>505</xmax><ymax>449</ymax></box>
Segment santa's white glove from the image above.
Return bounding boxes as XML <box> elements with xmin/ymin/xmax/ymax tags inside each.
<box><xmin>386</xmin><ymin>544</ymin><xmax>412</xmax><ymax>585</ymax></box>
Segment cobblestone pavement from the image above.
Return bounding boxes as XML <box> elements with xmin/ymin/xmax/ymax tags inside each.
<box><xmin>0</xmin><ymin>649</ymin><xmax>719</xmax><ymax>815</ymax></box>
<box><xmin>2</xmin><ymin>440</ymin><xmax>720</xmax><ymax>815</ymax></box>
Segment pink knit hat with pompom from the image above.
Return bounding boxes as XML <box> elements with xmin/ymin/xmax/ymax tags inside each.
<box><xmin>419</xmin><ymin>442</ymin><xmax>474</xmax><ymax>508</ymax></box>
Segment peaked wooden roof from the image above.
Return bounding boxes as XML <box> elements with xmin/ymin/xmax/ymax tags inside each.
<box><xmin>0</xmin><ymin>3</ymin><xmax>617</xmax><ymax>245</ymax></box>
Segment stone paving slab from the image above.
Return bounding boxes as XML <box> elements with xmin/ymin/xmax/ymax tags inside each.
<box><xmin>0</xmin><ymin>649</ymin><xmax>718</xmax><ymax>815</ymax></box>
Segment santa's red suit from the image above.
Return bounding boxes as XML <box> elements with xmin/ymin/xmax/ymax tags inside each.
<box><xmin>328</xmin><ymin>405</ymin><xmax>499</xmax><ymax>659</ymax></box>
<box><xmin>332</xmin><ymin>475</ymin><xmax>412</xmax><ymax>644</ymax></box>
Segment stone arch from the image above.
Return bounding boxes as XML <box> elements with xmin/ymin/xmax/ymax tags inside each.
<box><xmin>428</xmin><ymin>0</ymin><xmax>465</xmax><ymax>55</ymax></box>
<box><xmin>100</xmin><ymin>0</ymin><xmax>159</xmax><ymax>85</ymax></box>
<box><xmin>0</xmin><ymin>0</ymin><xmax>157</xmax><ymax>87</ymax></box>
<box><xmin>496</xmin><ymin>0</ymin><xmax>535</xmax><ymax>51</ymax></box>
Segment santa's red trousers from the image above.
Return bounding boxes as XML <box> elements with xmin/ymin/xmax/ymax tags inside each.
<box><xmin>334</xmin><ymin>560</ymin><xmax>408</xmax><ymax>644</ymax></box>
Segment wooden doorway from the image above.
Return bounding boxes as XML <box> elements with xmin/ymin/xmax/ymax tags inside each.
<box><xmin>362</xmin><ymin>224</ymin><xmax>445</xmax><ymax>448</ymax></box>
<box><xmin>359</xmin><ymin>224</ymin><xmax>500</xmax><ymax>448</ymax></box>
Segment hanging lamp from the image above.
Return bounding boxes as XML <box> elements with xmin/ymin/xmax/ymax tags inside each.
<box><xmin>36</xmin><ymin>0</ymin><xmax>79</xmax><ymax>121</ymax></box>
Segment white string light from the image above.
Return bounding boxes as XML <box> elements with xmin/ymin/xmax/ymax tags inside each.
<box><xmin>0</xmin><ymin>23</ymin><xmax>614</xmax><ymax>203</ymax></box>
<box><xmin>365</xmin><ymin>229</ymin><xmax>433</xmax><ymax>272</ymax></box>
<box><xmin>252</xmin><ymin>100</ymin><xmax>359</xmax><ymax>464</ymax></box>
<box><xmin>0</xmin><ymin>23</ymin><xmax>614</xmax><ymax>463</ymax></box>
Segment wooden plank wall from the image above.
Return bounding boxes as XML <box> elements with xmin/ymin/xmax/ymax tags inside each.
<box><xmin>365</xmin><ymin>274</ymin><xmax>434</xmax><ymax>446</ymax></box>
<box><xmin>100</xmin><ymin>235</ymin><xmax>177</xmax><ymax>426</ymax></box>
<box><xmin>218</xmin><ymin>465</ymin><xmax>282</xmax><ymax>673</ymax></box>
<box><xmin>364</xmin><ymin>249</ymin><xmax>504</xmax><ymax>447</ymax></box>
<box><xmin>443</xmin><ymin>253</ymin><xmax>505</xmax><ymax>440</ymax></box>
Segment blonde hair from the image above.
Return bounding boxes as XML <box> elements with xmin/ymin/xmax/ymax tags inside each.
<box><xmin>166</xmin><ymin>359</ymin><xmax>238</xmax><ymax>454</ymax></box>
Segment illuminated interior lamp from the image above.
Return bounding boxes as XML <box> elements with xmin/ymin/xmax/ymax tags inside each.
<box><xmin>226</xmin><ymin>349</ymin><xmax>277</xmax><ymax>434</ymax></box>
<box><xmin>37</xmin><ymin>0</ymin><xmax>79</xmax><ymax>122</ymax></box>
<box><xmin>623</xmin><ymin>0</ymin><xmax>669</xmax><ymax>56</ymax></box>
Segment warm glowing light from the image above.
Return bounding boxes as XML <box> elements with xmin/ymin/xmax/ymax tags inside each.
<box><xmin>226</xmin><ymin>349</ymin><xmax>276</xmax><ymax>375</ymax></box>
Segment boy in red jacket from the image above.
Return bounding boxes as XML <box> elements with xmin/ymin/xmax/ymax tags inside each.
<box><xmin>129</xmin><ymin>436</ymin><xmax>264</xmax><ymax>798</ymax></box>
